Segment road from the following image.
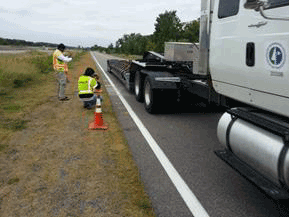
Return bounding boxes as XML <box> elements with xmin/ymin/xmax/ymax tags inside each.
<box><xmin>0</xmin><ymin>46</ymin><xmax>54</xmax><ymax>55</ymax></box>
<box><xmin>91</xmin><ymin>51</ymin><xmax>289</xmax><ymax>217</ymax></box>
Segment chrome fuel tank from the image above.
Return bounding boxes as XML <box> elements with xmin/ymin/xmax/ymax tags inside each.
<box><xmin>217</xmin><ymin>112</ymin><xmax>289</xmax><ymax>188</ymax></box>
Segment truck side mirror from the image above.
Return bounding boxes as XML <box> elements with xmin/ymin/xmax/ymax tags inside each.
<box><xmin>245</xmin><ymin>0</ymin><xmax>289</xmax><ymax>20</ymax></box>
<box><xmin>244</xmin><ymin>0</ymin><xmax>261</xmax><ymax>10</ymax></box>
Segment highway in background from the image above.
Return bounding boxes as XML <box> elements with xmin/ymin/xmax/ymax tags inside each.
<box><xmin>0</xmin><ymin>46</ymin><xmax>53</xmax><ymax>55</ymax></box>
<box><xmin>91</xmin><ymin>51</ymin><xmax>289</xmax><ymax>217</ymax></box>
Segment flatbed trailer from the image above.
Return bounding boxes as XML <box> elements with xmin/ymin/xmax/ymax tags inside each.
<box><xmin>107</xmin><ymin>49</ymin><xmax>232</xmax><ymax>113</ymax></box>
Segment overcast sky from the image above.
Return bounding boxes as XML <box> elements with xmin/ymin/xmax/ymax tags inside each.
<box><xmin>0</xmin><ymin>0</ymin><xmax>200</xmax><ymax>48</ymax></box>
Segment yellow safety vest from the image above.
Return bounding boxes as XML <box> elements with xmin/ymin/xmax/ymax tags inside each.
<box><xmin>53</xmin><ymin>49</ymin><xmax>68</xmax><ymax>72</ymax></box>
<box><xmin>78</xmin><ymin>75</ymin><xmax>98</xmax><ymax>95</ymax></box>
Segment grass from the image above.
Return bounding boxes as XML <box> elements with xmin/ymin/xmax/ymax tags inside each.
<box><xmin>99</xmin><ymin>99</ymin><xmax>154</xmax><ymax>216</ymax></box>
<box><xmin>0</xmin><ymin>50</ymin><xmax>155</xmax><ymax>216</ymax></box>
<box><xmin>0</xmin><ymin>52</ymin><xmax>54</xmax><ymax>143</ymax></box>
<box><xmin>0</xmin><ymin>118</ymin><xmax>29</xmax><ymax>131</ymax></box>
<box><xmin>0</xmin><ymin>144</ymin><xmax>8</xmax><ymax>152</ymax></box>
<box><xmin>0</xmin><ymin>50</ymin><xmax>84</xmax><ymax>133</ymax></box>
<box><xmin>7</xmin><ymin>177</ymin><xmax>20</xmax><ymax>185</ymax></box>
<box><xmin>0</xmin><ymin>52</ymin><xmax>51</xmax><ymax>113</ymax></box>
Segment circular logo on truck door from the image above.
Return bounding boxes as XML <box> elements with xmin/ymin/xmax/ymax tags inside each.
<box><xmin>266</xmin><ymin>43</ymin><xmax>286</xmax><ymax>69</ymax></box>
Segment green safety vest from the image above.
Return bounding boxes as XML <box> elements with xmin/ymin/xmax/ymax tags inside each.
<box><xmin>78</xmin><ymin>75</ymin><xmax>98</xmax><ymax>96</ymax></box>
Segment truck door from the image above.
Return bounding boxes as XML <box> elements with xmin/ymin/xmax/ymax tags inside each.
<box><xmin>210</xmin><ymin>0</ymin><xmax>250</xmax><ymax>104</ymax></box>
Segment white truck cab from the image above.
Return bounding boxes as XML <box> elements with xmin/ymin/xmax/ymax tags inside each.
<box><xmin>200</xmin><ymin>0</ymin><xmax>289</xmax><ymax>117</ymax></box>
<box><xmin>199</xmin><ymin>0</ymin><xmax>289</xmax><ymax>199</ymax></box>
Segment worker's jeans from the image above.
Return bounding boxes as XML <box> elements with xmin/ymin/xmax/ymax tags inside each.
<box><xmin>83</xmin><ymin>95</ymin><xmax>96</xmax><ymax>109</ymax></box>
<box><xmin>56</xmin><ymin>72</ymin><xmax>66</xmax><ymax>99</ymax></box>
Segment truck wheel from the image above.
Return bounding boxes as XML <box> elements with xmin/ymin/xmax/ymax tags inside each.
<box><xmin>134</xmin><ymin>71</ymin><xmax>144</xmax><ymax>102</ymax></box>
<box><xmin>144</xmin><ymin>76</ymin><xmax>159</xmax><ymax>114</ymax></box>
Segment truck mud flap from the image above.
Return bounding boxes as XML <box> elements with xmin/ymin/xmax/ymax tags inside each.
<box><xmin>215</xmin><ymin>149</ymin><xmax>289</xmax><ymax>200</ymax></box>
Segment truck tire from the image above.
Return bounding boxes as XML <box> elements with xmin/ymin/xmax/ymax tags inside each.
<box><xmin>144</xmin><ymin>76</ymin><xmax>159</xmax><ymax>114</ymax></box>
<box><xmin>134</xmin><ymin>71</ymin><xmax>144</xmax><ymax>102</ymax></box>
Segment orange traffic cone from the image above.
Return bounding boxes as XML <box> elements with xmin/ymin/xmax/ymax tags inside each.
<box><xmin>88</xmin><ymin>95</ymin><xmax>108</xmax><ymax>130</ymax></box>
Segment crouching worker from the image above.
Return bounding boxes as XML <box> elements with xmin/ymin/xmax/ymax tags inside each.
<box><xmin>78</xmin><ymin>67</ymin><xmax>101</xmax><ymax>109</ymax></box>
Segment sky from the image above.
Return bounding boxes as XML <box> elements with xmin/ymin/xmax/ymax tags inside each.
<box><xmin>0</xmin><ymin>0</ymin><xmax>200</xmax><ymax>48</ymax></box>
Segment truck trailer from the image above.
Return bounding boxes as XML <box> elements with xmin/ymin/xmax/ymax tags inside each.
<box><xmin>107</xmin><ymin>0</ymin><xmax>289</xmax><ymax>199</ymax></box>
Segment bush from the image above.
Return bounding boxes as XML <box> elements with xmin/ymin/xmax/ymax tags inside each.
<box><xmin>30</xmin><ymin>52</ymin><xmax>53</xmax><ymax>73</ymax></box>
<box><xmin>13</xmin><ymin>77</ymin><xmax>33</xmax><ymax>88</ymax></box>
<box><xmin>0</xmin><ymin>52</ymin><xmax>53</xmax><ymax>89</ymax></box>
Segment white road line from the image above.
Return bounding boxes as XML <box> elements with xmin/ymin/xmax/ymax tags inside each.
<box><xmin>91</xmin><ymin>52</ymin><xmax>210</xmax><ymax>217</ymax></box>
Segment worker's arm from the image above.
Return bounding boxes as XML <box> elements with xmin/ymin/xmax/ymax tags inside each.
<box><xmin>93</xmin><ymin>81</ymin><xmax>101</xmax><ymax>90</ymax></box>
<box><xmin>90</xmin><ymin>78</ymin><xmax>101</xmax><ymax>92</ymax></box>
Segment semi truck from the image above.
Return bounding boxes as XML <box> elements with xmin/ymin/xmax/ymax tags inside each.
<box><xmin>107</xmin><ymin>0</ymin><xmax>289</xmax><ymax>199</ymax></box>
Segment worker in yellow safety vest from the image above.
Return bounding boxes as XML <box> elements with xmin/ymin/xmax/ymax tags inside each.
<box><xmin>53</xmin><ymin>43</ymin><xmax>72</xmax><ymax>101</ymax></box>
<box><xmin>78</xmin><ymin>67</ymin><xmax>101</xmax><ymax>109</ymax></box>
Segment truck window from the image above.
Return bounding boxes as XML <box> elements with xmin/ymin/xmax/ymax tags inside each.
<box><xmin>218</xmin><ymin>0</ymin><xmax>240</xmax><ymax>19</ymax></box>
<box><xmin>266</xmin><ymin>0</ymin><xmax>289</xmax><ymax>9</ymax></box>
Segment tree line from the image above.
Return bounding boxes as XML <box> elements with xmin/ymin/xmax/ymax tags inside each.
<box><xmin>0</xmin><ymin>38</ymin><xmax>80</xmax><ymax>50</ymax></box>
<box><xmin>0</xmin><ymin>38</ymin><xmax>61</xmax><ymax>48</ymax></box>
<box><xmin>91</xmin><ymin>10</ymin><xmax>200</xmax><ymax>55</ymax></box>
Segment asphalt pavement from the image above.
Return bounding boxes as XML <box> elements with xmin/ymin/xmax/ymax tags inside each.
<box><xmin>91</xmin><ymin>51</ymin><xmax>289</xmax><ymax>217</ymax></box>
